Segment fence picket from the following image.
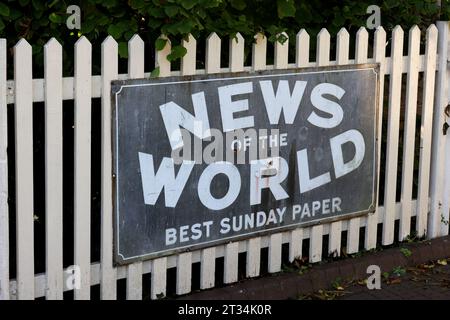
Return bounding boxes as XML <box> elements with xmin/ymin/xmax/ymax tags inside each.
<box><xmin>365</xmin><ymin>26</ymin><xmax>386</xmax><ymax>250</ymax></box>
<box><xmin>176</xmin><ymin>253</ymin><xmax>192</xmax><ymax>295</ymax></box>
<box><xmin>44</xmin><ymin>38</ymin><xmax>64</xmax><ymax>300</ymax></box>
<box><xmin>151</xmin><ymin>257</ymin><xmax>167</xmax><ymax>299</ymax></box>
<box><xmin>125</xmin><ymin>35</ymin><xmax>145</xmax><ymax>300</ymax></box>
<box><xmin>399</xmin><ymin>26</ymin><xmax>421</xmax><ymax>240</ymax></box>
<box><xmin>417</xmin><ymin>25</ymin><xmax>438</xmax><ymax>237</ymax></box>
<box><xmin>206</xmin><ymin>33</ymin><xmax>221</xmax><ymax>74</ymax></box>
<box><xmin>296</xmin><ymin>29</ymin><xmax>309</xmax><ymax>67</ymax></box>
<box><xmin>224</xmin><ymin>242</ymin><xmax>239</xmax><ymax>284</ymax></box>
<box><xmin>347</xmin><ymin>27</ymin><xmax>368</xmax><ymax>254</ymax></box>
<box><xmin>329</xmin><ymin>28</ymin><xmax>350</xmax><ymax>257</ymax></box>
<box><xmin>100</xmin><ymin>36</ymin><xmax>118</xmax><ymax>300</ymax></box>
<box><xmin>74</xmin><ymin>36</ymin><xmax>92</xmax><ymax>300</ymax></box>
<box><xmin>244</xmin><ymin>33</ymin><xmax>268</xmax><ymax>277</ymax></box>
<box><xmin>289</xmin><ymin>229</ymin><xmax>303</xmax><ymax>262</ymax></box>
<box><xmin>175</xmin><ymin>34</ymin><xmax>197</xmax><ymax>294</ymax></box>
<box><xmin>198</xmin><ymin>33</ymin><xmax>221</xmax><ymax>289</ymax></box>
<box><xmin>200</xmin><ymin>247</ymin><xmax>215</xmax><ymax>290</ymax></box>
<box><xmin>382</xmin><ymin>26</ymin><xmax>404</xmax><ymax>245</ymax></box>
<box><xmin>151</xmin><ymin>35</ymin><xmax>171</xmax><ymax>299</ymax></box>
<box><xmin>274</xmin><ymin>32</ymin><xmax>289</xmax><ymax>69</ymax></box>
<box><xmin>0</xmin><ymin>38</ymin><xmax>8</xmax><ymax>300</ymax></box>
<box><xmin>309</xmin><ymin>29</ymin><xmax>330</xmax><ymax>263</ymax></box>
<box><xmin>429</xmin><ymin>22</ymin><xmax>448</xmax><ymax>238</ymax></box>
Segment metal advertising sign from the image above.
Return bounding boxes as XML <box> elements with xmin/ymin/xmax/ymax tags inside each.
<box><xmin>112</xmin><ymin>64</ymin><xmax>379</xmax><ymax>264</ymax></box>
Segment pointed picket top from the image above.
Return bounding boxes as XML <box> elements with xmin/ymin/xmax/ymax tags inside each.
<box><xmin>408</xmin><ymin>25</ymin><xmax>421</xmax><ymax>60</ymax></box>
<box><xmin>252</xmin><ymin>32</ymin><xmax>267</xmax><ymax>71</ymax></box>
<box><xmin>274</xmin><ymin>32</ymin><xmax>289</xmax><ymax>69</ymax></box>
<box><xmin>102</xmin><ymin>35</ymin><xmax>118</xmax><ymax>51</ymax></box>
<box><xmin>296</xmin><ymin>29</ymin><xmax>310</xmax><ymax>67</ymax></box>
<box><xmin>206</xmin><ymin>32</ymin><xmax>221</xmax><ymax>74</ymax></box>
<box><xmin>14</xmin><ymin>38</ymin><xmax>32</xmax><ymax>51</ymax></box>
<box><xmin>336</xmin><ymin>28</ymin><xmax>350</xmax><ymax>65</ymax></box>
<box><xmin>75</xmin><ymin>36</ymin><xmax>91</xmax><ymax>51</ymax></box>
<box><xmin>424</xmin><ymin>24</ymin><xmax>438</xmax><ymax>62</ymax></box>
<box><xmin>155</xmin><ymin>34</ymin><xmax>171</xmax><ymax>77</ymax></box>
<box><xmin>181</xmin><ymin>34</ymin><xmax>197</xmax><ymax>76</ymax></box>
<box><xmin>426</xmin><ymin>23</ymin><xmax>438</xmax><ymax>38</ymax></box>
<box><xmin>128</xmin><ymin>34</ymin><xmax>144</xmax><ymax>79</ymax></box>
<box><xmin>355</xmin><ymin>27</ymin><xmax>369</xmax><ymax>63</ymax></box>
<box><xmin>316</xmin><ymin>28</ymin><xmax>330</xmax><ymax>66</ymax></box>
<box><xmin>44</xmin><ymin>37</ymin><xmax>62</xmax><ymax>51</ymax></box>
<box><xmin>374</xmin><ymin>26</ymin><xmax>387</xmax><ymax>64</ymax></box>
<box><xmin>391</xmin><ymin>25</ymin><xmax>404</xmax><ymax>58</ymax></box>
<box><xmin>229</xmin><ymin>33</ymin><xmax>244</xmax><ymax>72</ymax></box>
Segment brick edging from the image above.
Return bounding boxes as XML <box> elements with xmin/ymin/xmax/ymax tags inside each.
<box><xmin>178</xmin><ymin>235</ymin><xmax>450</xmax><ymax>300</ymax></box>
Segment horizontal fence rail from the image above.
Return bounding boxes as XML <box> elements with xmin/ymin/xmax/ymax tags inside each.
<box><xmin>1</xmin><ymin>23</ymin><xmax>450</xmax><ymax>300</ymax></box>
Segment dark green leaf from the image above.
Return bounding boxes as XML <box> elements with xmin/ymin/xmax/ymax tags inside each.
<box><xmin>0</xmin><ymin>3</ymin><xmax>10</xmax><ymax>17</ymax></box>
<box><xmin>277</xmin><ymin>0</ymin><xmax>296</xmax><ymax>19</ymax></box>
<box><xmin>155</xmin><ymin>38</ymin><xmax>168</xmax><ymax>50</ymax></box>
<box><xmin>167</xmin><ymin>45</ymin><xmax>187</xmax><ymax>61</ymax></box>
<box><xmin>164</xmin><ymin>6</ymin><xmax>179</xmax><ymax>17</ymax></box>
<box><xmin>230</xmin><ymin>0</ymin><xmax>246</xmax><ymax>11</ymax></box>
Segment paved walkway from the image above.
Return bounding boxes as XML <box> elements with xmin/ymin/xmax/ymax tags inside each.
<box><xmin>180</xmin><ymin>236</ymin><xmax>450</xmax><ymax>300</ymax></box>
<box><xmin>301</xmin><ymin>259</ymin><xmax>450</xmax><ymax>300</ymax></box>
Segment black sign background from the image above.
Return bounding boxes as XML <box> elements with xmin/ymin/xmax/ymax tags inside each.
<box><xmin>112</xmin><ymin>64</ymin><xmax>379</xmax><ymax>264</ymax></box>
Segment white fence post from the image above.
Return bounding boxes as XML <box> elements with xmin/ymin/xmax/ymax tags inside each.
<box><xmin>429</xmin><ymin>21</ymin><xmax>450</xmax><ymax>238</ymax></box>
<box><xmin>0</xmin><ymin>38</ymin><xmax>8</xmax><ymax>300</ymax></box>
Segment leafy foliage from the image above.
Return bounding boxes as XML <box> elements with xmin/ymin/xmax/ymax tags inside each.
<box><xmin>0</xmin><ymin>0</ymin><xmax>446</xmax><ymax>74</ymax></box>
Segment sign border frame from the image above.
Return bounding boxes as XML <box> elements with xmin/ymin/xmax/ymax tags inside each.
<box><xmin>111</xmin><ymin>63</ymin><xmax>380</xmax><ymax>265</ymax></box>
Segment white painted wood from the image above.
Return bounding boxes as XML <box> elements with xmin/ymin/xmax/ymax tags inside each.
<box><xmin>316</xmin><ymin>28</ymin><xmax>330</xmax><ymax>66</ymax></box>
<box><xmin>125</xmin><ymin>34</ymin><xmax>145</xmax><ymax>300</ymax></box>
<box><xmin>155</xmin><ymin>35</ymin><xmax>171</xmax><ymax>77</ymax></box>
<box><xmin>336</xmin><ymin>28</ymin><xmax>350</xmax><ymax>65</ymax></box>
<box><xmin>329</xmin><ymin>28</ymin><xmax>349</xmax><ymax>257</ymax></box>
<box><xmin>126</xmin><ymin>263</ymin><xmax>142</xmax><ymax>300</ymax></box>
<box><xmin>172</xmin><ymin>34</ymin><xmax>197</xmax><ymax>296</ymax></box>
<box><xmin>100</xmin><ymin>36</ymin><xmax>118</xmax><ymax>300</ymax></box>
<box><xmin>382</xmin><ymin>26</ymin><xmax>404</xmax><ymax>245</ymax></box>
<box><xmin>328</xmin><ymin>222</ymin><xmax>341</xmax><ymax>257</ymax></box>
<box><xmin>224</xmin><ymin>242</ymin><xmax>239</xmax><ymax>284</ymax></box>
<box><xmin>206</xmin><ymin>32</ymin><xmax>221</xmax><ymax>74</ymax></box>
<box><xmin>44</xmin><ymin>38</ymin><xmax>63</xmax><ymax>300</ymax></box>
<box><xmin>176</xmin><ymin>253</ymin><xmax>192</xmax><ymax>295</ymax></box>
<box><xmin>365</xmin><ymin>26</ymin><xmax>386</xmax><ymax>250</ymax></box>
<box><xmin>347</xmin><ymin>27</ymin><xmax>368</xmax><ymax>254</ymax></box>
<box><xmin>429</xmin><ymin>21</ymin><xmax>449</xmax><ymax>238</ymax></box>
<box><xmin>268</xmin><ymin>233</ymin><xmax>282</xmax><ymax>273</ymax></box>
<box><xmin>4</xmin><ymin>54</ymin><xmax>436</xmax><ymax>105</ymax></box>
<box><xmin>296</xmin><ymin>29</ymin><xmax>309</xmax><ymax>67</ymax></box>
<box><xmin>0</xmin><ymin>38</ymin><xmax>9</xmax><ymax>300</ymax></box>
<box><xmin>289</xmin><ymin>228</ymin><xmax>303</xmax><ymax>262</ymax></box>
<box><xmin>8</xmin><ymin>198</ymin><xmax>423</xmax><ymax>299</ymax></box>
<box><xmin>252</xmin><ymin>33</ymin><xmax>267</xmax><ymax>71</ymax></box>
<box><xmin>399</xmin><ymin>26</ymin><xmax>420</xmax><ymax>241</ymax></box>
<box><xmin>151</xmin><ymin>257</ymin><xmax>167</xmax><ymax>299</ymax></box>
<box><xmin>309</xmin><ymin>225</ymin><xmax>323</xmax><ymax>263</ymax></box>
<box><xmin>274</xmin><ymin>32</ymin><xmax>289</xmax><ymax>69</ymax></box>
<box><xmin>14</xmin><ymin>39</ymin><xmax>34</xmax><ymax>300</ymax></box>
<box><xmin>149</xmin><ymin>36</ymin><xmax>173</xmax><ymax>300</ymax></box>
<box><xmin>181</xmin><ymin>34</ymin><xmax>197</xmax><ymax>76</ymax></box>
<box><xmin>417</xmin><ymin>25</ymin><xmax>438</xmax><ymax>237</ymax></box>
<box><xmin>230</xmin><ymin>33</ymin><xmax>244</xmax><ymax>72</ymax></box>
<box><xmin>346</xmin><ymin>219</ymin><xmax>360</xmax><ymax>254</ymax></box>
<box><xmin>309</xmin><ymin>28</ymin><xmax>331</xmax><ymax>264</ymax></box>
<box><xmin>246</xmin><ymin>237</ymin><xmax>261</xmax><ymax>277</ymax></box>
<box><xmin>200</xmin><ymin>247</ymin><xmax>215</xmax><ymax>290</ymax></box>
<box><xmin>74</xmin><ymin>36</ymin><xmax>92</xmax><ymax>300</ymax></box>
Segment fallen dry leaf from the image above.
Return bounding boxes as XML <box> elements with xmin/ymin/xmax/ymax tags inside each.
<box><xmin>437</xmin><ymin>259</ymin><xmax>447</xmax><ymax>266</ymax></box>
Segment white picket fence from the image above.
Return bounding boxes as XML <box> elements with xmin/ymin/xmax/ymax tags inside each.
<box><xmin>1</xmin><ymin>22</ymin><xmax>450</xmax><ymax>300</ymax></box>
